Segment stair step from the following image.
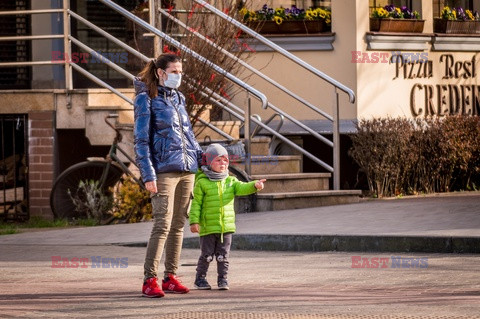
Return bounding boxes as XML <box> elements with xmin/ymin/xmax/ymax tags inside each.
<box><xmin>254</xmin><ymin>190</ymin><xmax>362</xmax><ymax>212</ymax></box>
<box><xmin>86</xmin><ymin>88</ymin><xmax>134</xmax><ymax>108</ymax></box>
<box><xmin>231</xmin><ymin>155</ymin><xmax>301</xmax><ymax>174</ymax></box>
<box><xmin>250</xmin><ymin>173</ymin><xmax>330</xmax><ymax>179</ymax></box>
<box><xmin>250</xmin><ymin>173</ymin><xmax>330</xmax><ymax>192</ymax></box>
<box><xmin>250</xmin><ymin>136</ymin><xmax>271</xmax><ymax>156</ymax></box>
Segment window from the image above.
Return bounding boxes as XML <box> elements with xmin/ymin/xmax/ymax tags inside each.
<box><xmin>433</xmin><ymin>0</ymin><xmax>477</xmax><ymax>17</ymax></box>
<box><xmin>311</xmin><ymin>1</ymin><xmax>331</xmax><ymax>9</ymax></box>
<box><xmin>369</xmin><ymin>1</ymin><xmax>421</xmax><ymax>18</ymax></box>
<box><xmin>273</xmin><ymin>1</ymin><xmax>330</xmax><ymax>9</ymax></box>
<box><xmin>369</xmin><ymin>0</ymin><xmax>413</xmax><ymax>11</ymax></box>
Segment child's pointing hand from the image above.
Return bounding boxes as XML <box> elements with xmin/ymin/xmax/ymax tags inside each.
<box><xmin>255</xmin><ymin>179</ymin><xmax>266</xmax><ymax>190</ymax></box>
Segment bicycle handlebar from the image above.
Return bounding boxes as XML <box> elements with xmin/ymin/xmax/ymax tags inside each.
<box><xmin>104</xmin><ymin>114</ymin><xmax>122</xmax><ymax>143</ymax></box>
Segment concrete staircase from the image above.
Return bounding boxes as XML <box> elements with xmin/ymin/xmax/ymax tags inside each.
<box><xmin>235</xmin><ymin>136</ymin><xmax>361</xmax><ymax>212</ymax></box>
<box><xmin>65</xmin><ymin>89</ymin><xmax>361</xmax><ymax>213</ymax></box>
<box><xmin>193</xmin><ymin>111</ymin><xmax>361</xmax><ymax>212</ymax></box>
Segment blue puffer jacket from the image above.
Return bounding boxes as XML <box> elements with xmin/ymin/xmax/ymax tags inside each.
<box><xmin>133</xmin><ymin>78</ymin><xmax>203</xmax><ymax>183</ymax></box>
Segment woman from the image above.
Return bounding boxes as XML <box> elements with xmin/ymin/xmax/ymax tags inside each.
<box><xmin>134</xmin><ymin>53</ymin><xmax>203</xmax><ymax>298</ymax></box>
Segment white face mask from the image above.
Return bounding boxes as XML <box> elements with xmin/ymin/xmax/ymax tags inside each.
<box><xmin>163</xmin><ymin>72</ymin><xmax>182</xmax><ymax>89</ymax></box>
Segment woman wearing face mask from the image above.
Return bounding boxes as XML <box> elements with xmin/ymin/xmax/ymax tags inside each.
<box><xmin>133</xmin><ymin>53</ymin><xmax>203</xmax><ymax>298</ymax></box>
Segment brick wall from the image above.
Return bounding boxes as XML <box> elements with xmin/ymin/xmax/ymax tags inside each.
<box><xmin>28</xmin><ymin>111</ymin><xmax>55</xmax><ymax>220</ymax></box>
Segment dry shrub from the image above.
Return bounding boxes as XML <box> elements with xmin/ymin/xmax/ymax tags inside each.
<box><xmin>111</xmin><ymin>177</ymin><xmax>152</xmax><ymax>223</ymax></box>
<box><xmin>349</xmin><ymin>116</ymin><xmax>480</xmax><ymax>197</ymax></box>
<box><xmin>349</xmin><ymin>118</ymin><xmax>415</xmax><ymax>197</ymax></box>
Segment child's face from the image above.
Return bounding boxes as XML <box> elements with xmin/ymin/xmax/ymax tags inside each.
<box><xmin>210</xmin><ymin>155</ymin><xmax>229</xmax><ymax>173</ymax></box>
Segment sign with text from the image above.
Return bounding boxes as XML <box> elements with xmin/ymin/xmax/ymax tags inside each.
<box><xmin>392</xmin><ymin>54</ymin><xmax>479</xmax><ymax>117</ymax></box>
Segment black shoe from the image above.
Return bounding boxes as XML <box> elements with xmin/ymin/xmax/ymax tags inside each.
<box><xmin>218</xmin><ymin>277</ymin><xmax>229</xmax><ymax>290</ymax></box>
<box><xmin>194</xmin><ymin>275</ymin><xmax>211</xmax><ymax>290</ymax></box>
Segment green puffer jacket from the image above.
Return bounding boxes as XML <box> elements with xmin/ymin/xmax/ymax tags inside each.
<box><xmin>189</xmin><ymin>171</ymin><xmax>258</xmax><ymax>237</ymax></box>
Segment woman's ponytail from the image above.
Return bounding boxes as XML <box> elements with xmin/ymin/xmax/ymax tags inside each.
<box><xmin>138</xmin><ymin>59</ymin><xmax>158</xmax><ymax>99</ymax></box>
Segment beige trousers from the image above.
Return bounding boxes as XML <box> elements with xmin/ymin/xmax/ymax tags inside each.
<box><xmin>144</xmin><ymin>172</ymin><xmax>194</xmax><ymax>279</ymax></box>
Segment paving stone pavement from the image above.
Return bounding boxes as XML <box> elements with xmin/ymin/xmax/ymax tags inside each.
<box><xmin>0</xmin><ymin>245</ymin><xmax>479</xmax><ymax>318</ymax></box>
<box><xmin>0</xmin><ymin>193</ymin><xmax>479</xmax><ymax>318</ymax></box>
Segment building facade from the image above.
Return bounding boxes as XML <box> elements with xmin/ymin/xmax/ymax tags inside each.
<box><xmin>1</xmin><ymin>0</ymin><xmax>479</xmax><ymax>219</ymax></box>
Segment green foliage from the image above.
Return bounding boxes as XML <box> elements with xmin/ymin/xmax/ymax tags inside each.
<box><xmin>0</xmin><ymin>216</ymin><xmax>98</xmax><ymax>236</ymax></box>
<box><xmin>349</xmin><ymin>116</ymin><xmax>480</xmax><ymax>198</ymax></box>
<box><xmin>68</xmin><ymin>179</ymin><xmax>113</xmax><ymax>221</ymax></box>
<box><xmin>0</xmin><ymin>224</ymin><xmax>18</xmax><ymax>235</ymax></box>
<box><xmin>111</xmin><ymin>177</ymin><xmax>152</xmax><ymax>223</ymax></box>
<box><xmin>25</xmin><ymin>216</ymin><xmax>70</xmax><ymax>228</ymax></box>
<box><xmin>71</xmin><ymin>218</ymin><xmax>99</xmax><ymax>226</ymax></box>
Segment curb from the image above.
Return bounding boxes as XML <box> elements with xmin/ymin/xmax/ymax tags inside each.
<box><xmin>118</xmin><ymin>234</ymin><xmax>480</xmax><ymax>253</ymax></box>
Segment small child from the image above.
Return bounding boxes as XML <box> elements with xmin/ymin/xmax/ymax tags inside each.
<box><xmin>189</xmin><ymin>143</ymin><xmax>266</xmax><ymax>290</ymax></box>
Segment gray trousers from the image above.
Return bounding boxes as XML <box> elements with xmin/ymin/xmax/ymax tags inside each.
<box><xmin>196</xmin><ymin>233</ymin><xmax>232</xmax><ymax>279</ymax></box>
<box><xmin>144</xmin><ymin>172</ymin><xmax>194</xmax><ymax>279</ymax></box>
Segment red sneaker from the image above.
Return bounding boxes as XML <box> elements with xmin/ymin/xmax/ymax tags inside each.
<box><xmin>162</xmin><ymin>274</ymin><xmax>190</xmax><ymax>294</ymax></box>
<box><xmin>142</xmin><ymin>277</ymin><xmax>165</xmax><ymax>298</ymax></box>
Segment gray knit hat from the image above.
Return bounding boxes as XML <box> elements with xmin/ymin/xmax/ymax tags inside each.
<box><xmin>203</xmin><ymin>143</ymin><xmax>228</xmax><ymax>166</ymax></box>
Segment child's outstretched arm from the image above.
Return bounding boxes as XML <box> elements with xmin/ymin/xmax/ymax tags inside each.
<box><xmin>233</xmin><ymin>177</ymin><xmax>267</xmax><ymax>196</ymax></box>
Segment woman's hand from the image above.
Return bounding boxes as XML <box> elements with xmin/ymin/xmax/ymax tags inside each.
<box><xmin>145</xmin><ymin>181</ymin><xmax>158</xmax><ymax>194</ymax></box>
<box><xmin>255</xmin><ymin>179</ymin><xmax>266</xmax><ymax>190</ymax></box>
<box><xmin>190</xmin><ymin>224</ymin><xmax>200</xmax><ymax>233</ymax></box>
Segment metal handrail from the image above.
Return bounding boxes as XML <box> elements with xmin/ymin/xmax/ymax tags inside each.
<box><xmin>98</xmin><ymin>0</ymin><xmax>268</xmax><ymax>112</ymax></box>
<box><xmin>195</xmin><ymin>118</ymin><xmax>235</xmax><ymax>142</ymax></box>
<box><xmin>68</xmin><ymin>10</ymin><xmax>150</xmax><ymax>63</ymax></box>
<box><xmin>158</xmin><ymin>7</ymin><xmax>333</xmax><ymax>122</ymax></box>
<box><xmin>70</xmin><ymin>2</ymin><xmax>266</xmax><ymax>154</ymax></box>
<box><xmin>190</xmin><ymin>79</ymin><xmax>333</xmax><ymax>172</ymax></box>
<box><xmin>252</xmin><ymin>113</ymin><xmax>284</xmax><ymax>156</ymax></box>
<box><xmin>0</xmin><ymin>35</ymin><xmax>64</xmax><ymax>41</ymax></box>
<box><xmin>68</xmin><ymin>35</ymin><xmax>135</xmax><ymax>80</ymax></box>
<box><xmin>191</xmin><ymin>0</ymin><xmax>356</xmax><ymax>104</ymax></box>
<box><xmin>0</xmin><ymin>9</ymin><xmax>63</xmax><ymax>15</ymax></box>
<box><xmin>252</xmin><ymin>113</ymin><xmax>284</xmax><ymax>139</ymax></box>
<box><xmin>159</xmin><ymin>5</ymin><xmax>334</xmax><ymax>148</ymax></box>
<box><xmin>170</xmin><ymin>1</ymin><xmax>356</xmax><ymax>188</ymax></box>
<box><xmin>70</xmin><ymin>63</ymin><xmax>133</xmax><ymax>105</ymax></box>
<box><xmin>0</xmin><ymin>1</ymin><xmax>356</xmax><ymax>189</ymax></box>
<box><xmin>0</xmin><ymin>61</ymin><xmax>65</xmax><ymax>67</ymax></box>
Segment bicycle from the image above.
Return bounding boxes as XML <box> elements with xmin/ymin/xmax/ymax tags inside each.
<box><xmin>49</xmin><ymin>114</ymin><xmax>143</xmax><ymax>220</ymax></box>
<box><xmin>50</xmin><ymin>114</ymin><xmax>250</xmax><ymax>220</ymax></box>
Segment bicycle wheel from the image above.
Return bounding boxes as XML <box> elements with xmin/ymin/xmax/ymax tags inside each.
<box><xmin>228</xmin><ymin>165</ymin><xmax>250</xmax><ymax>182</ymax></box>
<box><xmin>50</xmin><ymin>161</ymin><xmax>124</xmax><ymax>220</ymax></box>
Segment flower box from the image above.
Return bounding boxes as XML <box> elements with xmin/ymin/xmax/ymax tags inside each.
<box><xmin>370</xmin><ymin>18</ymin><xmax>425</xmax><ymax>33</ymax></box>
<box><xmin>433</xmin><ymin>18</ymin><xmax>480</xmax><ymax>34</ymax></box>
<box><xmin>247</xmin><ymin>20</ymin><xmax>329</xmax><ymax>35</ymax></box>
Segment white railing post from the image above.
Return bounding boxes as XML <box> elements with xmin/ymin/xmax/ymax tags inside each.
<box><xmin>63</xmin><ymin>0</ymin><xmax>72</xmax><ymax>90</ymax></box>
<box><xmin>333</xmin><ymin>87</ymin><xmax>340</xmax><ymax>190</ymax></box>
<box><xmin>149</xmin><ymin>0</ymin><xmax>161</xmax><ymax>57</ymax></box>
<box><xmin>244</xmin><ymin>92</ymin><xmax>252</xmax><ymax>176</ymax></box>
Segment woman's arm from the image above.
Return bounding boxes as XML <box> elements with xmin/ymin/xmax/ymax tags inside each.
<box><xmin>133</xmin><ymin>92</ymin><xmax>156</xmax><ymax>183</ymax></box>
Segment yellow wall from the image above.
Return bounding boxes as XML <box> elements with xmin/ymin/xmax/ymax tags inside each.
<box><xmin>234</xmin><ymin>0</ymin><xmax>480</xmax><ymax>123</ymax></box>
<box><xmin>234</xmin><ymin>0</ymin><xmax>358</xmax><ymax>122</ymax></box>
<box><xmin>356</xmin><ymin>0</ymin><xmax>480</xmax><ymax>120</ymax></box>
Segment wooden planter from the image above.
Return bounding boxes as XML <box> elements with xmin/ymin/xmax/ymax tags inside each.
<box><xmin>433</xmin><ymin>18</ymin><xmax>480</xmax><ymax>34</ymax></box>
<box><xmin>370</xmin><ymin>18</ymin><xmax>425</xmax><ymax>33</ymax></box>
<box><xmin>247</xmin><ymin>20</ymin><xmax>329</xmax><ymax>35</ymax></box>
